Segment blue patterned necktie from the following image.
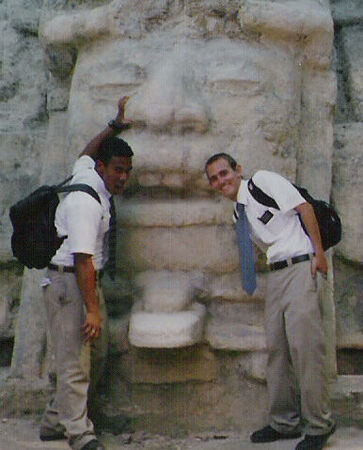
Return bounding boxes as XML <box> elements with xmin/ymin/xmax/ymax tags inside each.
<box><xmin>105</xmin><ymin>196</ymin><xmax>116</xmax><ymax>280</ymax></box>
<box><xmin>235</xmin><ymin>202</ymin><xmax>257</xmax><ymax>295</ymax></box>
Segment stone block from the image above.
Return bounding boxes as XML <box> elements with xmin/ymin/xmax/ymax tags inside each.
<box><xmin>333</xmin><ymin>257</ymin><xmax>363</xmax><ymax>350</ymax></box>
<box><xmin>0</xmin><ymin>133</ymin><xmax>44</xmax><ymax>259</ymax></box>
<box><xmin>118</xmin><ymin>225</ymin><xmax>239</xmax><ymax>272</ymax></box>
<box><xmin>136</xmin><ymin>271</ymin><xmax>194</xmax><ymax>313</ymax></box>
<box><xmin>342</xmin><ymin>26</ymin><xmax>363</xmax><ymax>121</ymax></box>
<box><xmin>47</xmin><ymin>77</ymin><xmax>71</xmax><ymax>112</ymax></box>
<box><xmin>330</xmin><ymin>375</ymin><xmax>363</xmax><ymax>424</ymax></box>
<box><xmin>117</xmin><ymin>198</ymin><xmax>233</xmax><ymax>228</ymax></box>
<box><xmin>332</xmin><ymin>123</ymin><xmax>363</xmax><ymax>263</ymax></box>
<box><xmin>0</xmin><ymin>300</ymin><xmax>9</xmax><ymax>330</ymax></box>
<box><xmin>208</xmin><ymin>299</ymin><xmax>265</xmax><ymax>327</ymax></box>
<box><xmin>331</xmin><ymin>0</ymin><xmax>363</xmax><ymax>25</ymax></box>
<box><xmin>241</xmin><ymin>351</ymin><xmax>268</xmax><ymax>383</ymax></box>
<box><xmin>297</xmin><ymin>70</ymin><xmax>336</xmax><ymax>198</ymax></box>
<box><xmin>0</xmin><ymin>264</ymin><xmax>22</xmax><ymax>339</ymax></box>
<box><xmin>120</xmin><ymin>344</ymin><xmax>217</xmax><ymax>384</ymax></box>
<box><xmin>10</xmin><ymin>268</ymin><xmax>47</xmax><ymax>379</ymax></box>
<box><xmin>238</xmin><ymin>0</ymin><xmax>333</xmax><ymax>68</ymax></box>
<box><xmin>206</xmin><ymin>320</ymin><xmax>266</xmax><ymax>352</ymax></box>
<box><xmin>337</xmin><ymin>333</ymin><xmax>363</xmax><ymax>350</ymax></box>
<box><xmin>207</xmin><ymin>271</ymin><xmax>268</xmax><ymax>302</ymax></box>
<box><xmin>129</xmin><ymin>302</ymin><xmax>206</xmax><ymax>348</ymax></box>
<box><xmin>108</xmin><ymin>316</ymin><xmax>130</xmax><ymax>355</ymax></box>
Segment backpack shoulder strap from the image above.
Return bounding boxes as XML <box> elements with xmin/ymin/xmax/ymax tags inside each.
<box><xmin>247</xmin><ymin>177</ymin><xmax>280</xmax><ymax>210</ymax></box>
<box><xmin>56</xmin><ymin>183</ymin><xmax>101</xmax><ymax>204</ymax></box>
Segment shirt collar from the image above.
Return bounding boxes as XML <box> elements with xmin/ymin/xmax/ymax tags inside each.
<box><xmin>72</xmin><ymin>155</ymin><xmax>112</xmax><ymax>200</ymax></box>
<box><xmin>95</xmin><ymin>171</ymin><xmax>112</xmax><ymax>200</ymax></box>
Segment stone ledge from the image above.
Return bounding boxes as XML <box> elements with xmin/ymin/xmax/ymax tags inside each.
<box><xmin>337</xmin><ymin>333</ymin><xmax>363</xmax><ymax>350</ymax></box>
<box><xmin>117</xmin><ymin>198</ymin><xmax>232</xmax><ymax>227</ymax></box>
<box><xmin>205</xmin><ymin>320</ymin><xmax>266</xmax><ymax>352</ymax></box>
<box><xmin>330</xmin><ymin>375</ymin><xmax>363</xmax><ymax>400</ymax></box>
<box><xmin>129</xmin><ymin>303</ymin><xmax>206</xmax><ymax>348</ymax></box>
<box><xmin>330</xmin><ymin>375</ymin><xmax>363</xmax><ymax>425</ymax></box>
<box><xmin>0</xmin><ymin>376</ymin><xmax>52</xmax><ymax>417</ymax></box>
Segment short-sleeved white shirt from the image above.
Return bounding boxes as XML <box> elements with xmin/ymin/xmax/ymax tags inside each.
<box><xmin>51</xmin><ymin>156</ymin><xmax>111</xmax><ymax>270</ymax></box>
<box><xmin>236</xmin><ymin>170</ymin><xmax>314</xmax><ymax>263</ymax></box>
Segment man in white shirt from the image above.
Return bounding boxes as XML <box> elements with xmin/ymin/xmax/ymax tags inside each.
<box><xmin>40</xmin><ymin>97</ymin><xmax>133</xmax><ymax>450</ymax></box>
<box><xmin>205</xmin><ymin>153</ymin><xmax>336</xmax><ymax>450</ymax></box>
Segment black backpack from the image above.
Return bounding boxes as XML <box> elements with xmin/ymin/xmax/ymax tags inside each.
<box><xmin>9</xmin><ymin>177</ymin><xmax>101</xmax><ymax>269</ymax></box>
<box><xmin>247</xmin><ymin>177</ymin><xmax>342</xmax><ymax>251</ymax></box>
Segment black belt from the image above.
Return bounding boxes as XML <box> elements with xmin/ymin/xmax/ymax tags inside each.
<box><xmin>48</xmin><ymin>263</ymin><xmax>104</xmax><ymax>280</ymax></box>
<box><xmin>48</xmin><ymin>263</ymin><xmax>75</xmax><ymax>273</ymax></box>
<box><xmin>269</xmin><ymin>254</ymin><xmax>312</xmax><ymax>271</ymax></box>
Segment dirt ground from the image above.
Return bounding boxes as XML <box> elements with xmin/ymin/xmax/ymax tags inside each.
<box><xmin>0</xmin><ymin>417</ymin><xmax>362</xmax><ymax>450</ymax></box>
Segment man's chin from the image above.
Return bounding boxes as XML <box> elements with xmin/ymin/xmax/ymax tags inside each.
<box><xmin>220</xmin><ymin>188</ymin><xmax>234</xmax><ymax>200</ymax></box>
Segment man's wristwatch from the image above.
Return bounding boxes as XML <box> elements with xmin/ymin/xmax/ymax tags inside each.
<box><xmin>108</xmin><ymin>119</ymin><xmax>126</xmax><ymax>131</ymax></box>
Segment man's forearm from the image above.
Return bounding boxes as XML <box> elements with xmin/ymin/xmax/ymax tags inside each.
<box><xmin>74</xmin><ymin>253</ymin><xmax>98</xmax><ymax>312</ymax></box>
<box><xmin>74</xmin><ymin>253</ymin><xmax>101</xmax><ymax>341</ymax></box>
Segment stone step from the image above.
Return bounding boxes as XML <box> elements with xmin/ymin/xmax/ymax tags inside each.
<box><xmin>205</xmin><ymin>320</ymin><xmax>266</xmax><ymax>352</ymax></box>
<box><xmin>330</xmin><ymin>375</ymin><xmax>363</xmax><ymax>426</ymax></box>
<box><xmin>129</xmin><ymin>302</ymin><xmax>206</xmax><ymax>348</ymax></box>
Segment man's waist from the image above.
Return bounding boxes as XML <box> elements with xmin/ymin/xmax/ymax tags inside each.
<box><xmin>47</xmin><ymin>263</ymin><xmax>104</xmax><ymax>280</ymax></box>
<box><xmin>269</xmin><ymin>253</ymin><xmax>313</xmax><ymax>272</ymax></box>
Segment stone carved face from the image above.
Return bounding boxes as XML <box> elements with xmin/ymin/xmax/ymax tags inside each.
<box><xmin>42</xmin><ymin>0</ymin><xmax>332</xmax><ymax>276</ymax></box>
<box><xmin>65</xmin><ymin>9</ymin><xmax>300</xmax><ymax>191</ymax></box>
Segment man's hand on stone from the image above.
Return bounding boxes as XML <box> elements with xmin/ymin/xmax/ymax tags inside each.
<box><xmin>114</xmin><ymin>95</ymin><xmax>133</xmax><ymax>128</ymax></box>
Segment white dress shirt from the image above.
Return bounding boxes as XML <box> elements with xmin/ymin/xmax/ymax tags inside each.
<box><xmin>51</xmin><ymin>156</ymin><xmax>111</xmax><ymax>270</ymax></box>
<box><xmin>236</xmin><ymin>170</ymin><xmax>314</xmax><ymax>263</ymax></box>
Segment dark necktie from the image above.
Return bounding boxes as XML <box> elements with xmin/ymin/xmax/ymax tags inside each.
<box><xmin>105</xmin><ymin>196</ymin><xmax>116</xmax><ymax>280</ymax></box>
<box><xmin>235</xmin><ymin>202</ymin><xmax>256</xmax><ymax>295</ymax></box>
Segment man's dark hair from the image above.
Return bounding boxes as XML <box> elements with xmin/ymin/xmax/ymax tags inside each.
<box><xmin>97</xmin><ymin>136</ymin><xmax>134</xmax><ymax>165</ymax></box>
<box><xmin>205</xmin><ymin>153</ymin><xmax>238</xmax><ymax>174</ymax></box>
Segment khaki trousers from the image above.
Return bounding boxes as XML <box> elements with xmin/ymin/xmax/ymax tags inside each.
<box><xmin>41</xmin><ymin>270</ymin><xmax>108</xmax><ymax>450</ymax></box>
<box><xmin>265</xmin><ymin>260</ymin><xmax>334</xmax><ymax>436</ymax></box>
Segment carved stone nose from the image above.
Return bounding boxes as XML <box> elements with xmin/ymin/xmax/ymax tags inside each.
<box><xmin>129</xmin><ymin>55</ymin><xmax>209</xmax><ymax>133</ymax></box>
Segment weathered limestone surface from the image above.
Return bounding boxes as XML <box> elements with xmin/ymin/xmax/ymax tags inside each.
<box><xmin>341</xmin><ymin>27</ymin><xmax>363</xmax><ymax>122</ymax></box>
<box><xmin>331</xmin><ymin>0</ymin><xmax>363</xmax><ymax>363</ymax></box>
<box><xmin>120</xmin><ymin>345</ymin><xmax>217</xmax><ymax>384</ymax></box>
<box><xmin>330</xmin><ymin>0</ymin><xmax>363</xmax><ymax>25</ymax></box>
<box><xmin>129</xmin><ymin>302</ymin><xmax>206</xmax><ymax>348</ymax></box>
<box><xmin>0</xmin><ymin>0</ymin><xmax>361</xmax><ymax>432</ymax></box>
<box><xmin>333</xmin><ymin>123</ymin><xmax>363</xmax><ymax>264</ymax></box>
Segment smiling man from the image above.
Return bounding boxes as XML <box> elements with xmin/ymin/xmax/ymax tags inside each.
<box><xmin>40</xmin><ymin>97</ymin><xmax>133</xmax><ymax>450</ymax></box>
<box><xmin>205</xmin><ymin>153</ymin><xmax>336</xmax><ymax>450</ymax></box>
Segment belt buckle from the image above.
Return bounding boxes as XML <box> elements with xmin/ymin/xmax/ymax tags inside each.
<box><xmin>286</xmin><ymin>257</ymin><xmax>293</xmax><ymax>267</ymax></box>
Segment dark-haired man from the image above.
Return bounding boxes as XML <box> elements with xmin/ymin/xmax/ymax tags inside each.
<box><xmin>40</xmin><ymin>97</ymin><xmax>133</xmax><ymax>450</ymax></box>
<box><xmin>205</xmin><ymin>153</ymin><xmax>336</xmax><ymax>450</ymax></box>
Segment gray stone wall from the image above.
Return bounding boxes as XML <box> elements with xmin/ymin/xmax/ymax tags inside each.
<box><xmin>331</xmin><ymin>0</ymin><xmax>363</xmax><ymax>369</ymax></box>
<box><xmin>0</xmin><ymin>1</ymin><xmax>46</xmax><ymax>376</ymax></box>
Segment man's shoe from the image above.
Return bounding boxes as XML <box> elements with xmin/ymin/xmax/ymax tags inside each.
<box><xmin>295</xmin><ymin>423</ymin><xmax>337</xmax><ymax>450</ymax></box>
<box><xmin>39</xmin><ymin>427</ymin><xmax>66</xmax><ymax>441</ymax></box>
<box><xmin>92</xmin><ymin>412</ymin><xmax>132</xmax><ymax>435</ymax></box>
<box><xmin>80</xmin><ymin>439</ymin><xmax>105</xmax><ymax>450</ymax></box>
<box><xmin>251</xmin><ymin>425</ymin><xmax>302</xmax><ymax>443</ymax></box>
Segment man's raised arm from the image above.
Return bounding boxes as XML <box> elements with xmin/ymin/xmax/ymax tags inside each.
<box><xmin>80</xmin><ymin>96</ymin><xmax>132</xmax><ymax>159</ymax></box>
